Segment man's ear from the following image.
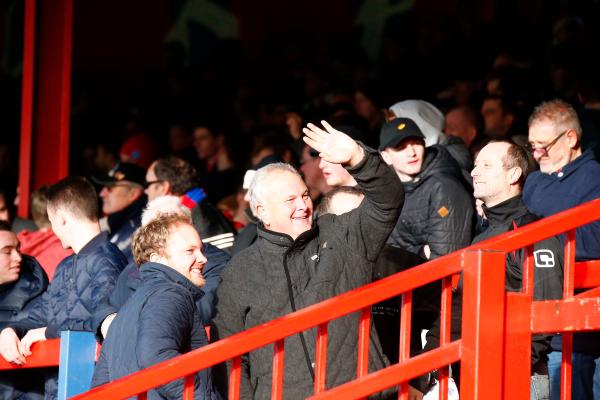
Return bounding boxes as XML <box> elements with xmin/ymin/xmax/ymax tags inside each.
<box><xmin>566</xmin><ymin>129</ymin><xmax>580</xmax><ymax>149</ymax></box>
<box><xmin>508</xmin><ymin>166</ymin><xmax>523</xmax><ymax>185</ymax></box>
<box><xmin>149</xmin><ymin>252</ymin><xmax>161</xmax><ymax>263</ymax></box>
<box><xmin>380</xmin><ymin>150</ymin><xmax>392</xmax><ymax>165</ymax></box>
<box><xmin>256</xmin><ymin>204</ymin><xmax>269</xmax><ymax>226</ymax></box>
<box><xmin>55</xmin><ymin>208</ymin><xmax>68</xmax><ymax>227</ymax></box>
<box><xmin>163</xmin><ymin>181</ymin><xmax>172</xmax><ymax>196</ymax></box>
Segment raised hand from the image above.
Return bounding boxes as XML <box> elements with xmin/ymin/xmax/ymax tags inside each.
<box><xmin>302</xmin><ymin>121</ymin><xmax>364</xmax><ymax>167</ymax></box>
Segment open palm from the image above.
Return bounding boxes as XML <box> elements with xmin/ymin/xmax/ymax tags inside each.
<box><xmin>302</xmin><ymin>121</ymin><xmax>362</xmax><ymax>166</ymax></box>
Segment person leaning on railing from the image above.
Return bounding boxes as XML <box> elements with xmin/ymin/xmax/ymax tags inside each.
<box><xmin>213</xmin><ymin>121</ymin><xmax>407</xmax><ymax>399</ymax></box>
<box><xmin>414</xmin><ymin>141</ymin><xmax>564</xmax><ymax>400</ymax></box>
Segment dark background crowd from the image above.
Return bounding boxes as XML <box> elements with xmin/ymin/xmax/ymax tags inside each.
<box><xmin>1</xmin><ymin>0</ymin><xmax>600</xmax><ymax>212</ymax></box>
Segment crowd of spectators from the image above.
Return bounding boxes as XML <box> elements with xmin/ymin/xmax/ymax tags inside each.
<box><xmin>1</xmin><ymin>5</ymin><xmax>600</xmax><ymax>400</ymax></box>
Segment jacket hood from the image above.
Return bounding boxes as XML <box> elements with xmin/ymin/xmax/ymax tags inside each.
<box><xmin>403</xmin><ymin>145</ymin><xmax>463</xmax><ymax>192</ymax></box>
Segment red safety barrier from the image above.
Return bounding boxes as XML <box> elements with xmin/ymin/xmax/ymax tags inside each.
<box><xmin>8</xmin><ymin>198</ymin><xmax>600</xmax><ymax>399</ymax></box>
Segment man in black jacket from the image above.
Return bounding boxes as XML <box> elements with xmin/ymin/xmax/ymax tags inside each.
<box><xmin>0</xmin><ymin>221</ymin><xmax>48</xmax><ymax>399</ymax></box>
<box><xmin>214</xmin><ymin>121</ymin><xmax>404</xmax><ymax>399</ymax></box>
<box><xmin>415</xmin><ymin>141</ymin><xmax>563</xmax><ymax>399</ymax></box>
<box><xmin>380</xmin><ymin>117</ymin><xmax>474</xmax><ymax>260</ymax></box>
<box><xmin>92</xmin><ymin>215</ymin><xmax>220</xmax><ymax>400</ymax></box>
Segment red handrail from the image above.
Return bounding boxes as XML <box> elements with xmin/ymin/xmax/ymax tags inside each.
<box><xmin>63</xmin><ymin>198</ymin><xmax>600</xmax><ymax>399</ymax></box>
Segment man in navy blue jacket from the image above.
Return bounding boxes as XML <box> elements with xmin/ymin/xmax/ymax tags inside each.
<box><xmin>93</xmin><ymin>195</ymin><xmax>228</xmax><ymax>341</ymax></box>
<box><xmin>524</xmin><ymin>99</ymin><xmax>600</xmax><ymax>400</ymax></box>
<box><xmin>92</xmin><ymin>215</ymin><xmax>220</xmax><ymax>399</ymax></box>
<box><xmin>0</xmin><ymin>177</ymin><xmax>126</xmax><ymax>399</ymax></box>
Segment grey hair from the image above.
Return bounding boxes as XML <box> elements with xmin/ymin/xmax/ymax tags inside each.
<box><xmin>528</xmin><ymin>99</ymin><xmax>582</xmax><ymax>139</ymax></box>
<box><xmin>248</xmin><ymin>162</ymin><xmax>302</xmax><ymax>219</ymax></box>
<box><xmin>141</xmin><ymin>195</ymin><xmax>192</xmax><ymax>226</ymax></box>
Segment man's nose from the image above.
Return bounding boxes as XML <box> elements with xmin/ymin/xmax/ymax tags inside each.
<box><xmin>196</xmin><ymin>250</ymin><xmax>207</xmax><ymax>265</ymax></box>
<box><xmin>12</xmin><ymin>249</ymin><xmax>22</xmax><ymax>263</ymax></box>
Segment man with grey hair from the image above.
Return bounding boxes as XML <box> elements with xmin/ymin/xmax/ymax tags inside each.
<box><xmin>214</xmin><ymin>121</ymin><xmax>404</xmax><ymax>399</ymax></box>
<box><xmin>524</xmin><ymin>99</ymin><xmax>600</xmax><ymax>400</ymax></box>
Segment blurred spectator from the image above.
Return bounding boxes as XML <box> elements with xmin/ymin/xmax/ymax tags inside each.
<box><xmin>299</xmin><ymin>144</ymin><xmax>332</xmax><ymax>203</ymax></box>
<box><xmin>119</xmin><ymin>132</ymin><xmax>157</xmax><ymax>169</ymax></box>
<box><xmin>145</xmin><ymin>156</ymin><xmax>236</xmax><ymax>251</ymax></box>
<box><xmin>93</xmin><ymin>163</ymin><xmax>147</xmax><ymax>263</ymax></box>
<box><xmin>445</xmin><ymin>105</ymin><xmax>481</xmax><ymax>150</ymax></box>
<box><xmin>17</xmin><ymin>186</ymin><xmax>73</xmax><ymax>280</ymax></box>
<box><xmin>0</xmin><ymin>187</ymin><xmax>37</xmax><ymax>234</ymax></box>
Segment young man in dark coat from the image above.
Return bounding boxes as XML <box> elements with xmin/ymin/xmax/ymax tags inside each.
<box><xmin>92</xmin><ymin>215</ymin><xmax>220</xmax><ymax>400</ymax></box>
<box><xmin>214</xmin><ymin>121</ymin><xmax>405</xmax><ymax>399</ymax></box>
<box><xmin>0</xmin><ymin>177</ymin><xmax>127</xmax><ymax>399</ymax></box>
<box><xmin>0</xmin><ymin>221</ymin><xmax>48</xmax><ymax>399</ymax></box>
<box><xmin>380</xmin><ymin>117</ymin><xmax>474</xmax><ymax>260</ymax></box>
<box><xmin>414</xmin><ymin>141</ymin><xmax>564</xmax><ymax>399</ymax></box>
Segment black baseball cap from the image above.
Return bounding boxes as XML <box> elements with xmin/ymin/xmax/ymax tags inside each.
<box><xmin>91</xmin><ymin>162</ymin><xmax>146</xmax><ymax>187</ymax></box>
<box><xmin>378</xmin><ymin>117</ymin><xmax>425</xmax><ymax>150</ymax></box>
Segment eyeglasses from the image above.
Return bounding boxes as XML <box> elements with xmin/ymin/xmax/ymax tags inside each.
<box><xmin>526</xmin><ymin>129</ymin><xmax>569</xmax><ymax>156</ymax></box>
<box><xmin>144</xmin><ymin>180</ymin><xmax>164</xmax><ymax>188</ymax></box>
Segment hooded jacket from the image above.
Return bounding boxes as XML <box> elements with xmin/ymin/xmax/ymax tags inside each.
<box><xmin>387</xmin><ymin>145</ymin><xmax>474</xmax><ymax>259</ymax></box>
<box><xmin>104</xmin><ymin>195</ymin><xmax>147</xmax><ymax>263</ymax></box>
<box><xmin>213</xmin><ymin>147</ymin><xmax>403</xmax><ymax>399</ymax></box>
<box><xmin>92</xmin><ymin>262</ymin><xmax>220</xmax><ymax>400</ymax></box>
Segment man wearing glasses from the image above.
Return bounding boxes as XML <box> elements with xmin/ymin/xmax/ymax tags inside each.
<box><xmin>524</xmin><ymin>99</ymin><xmax>600</xmax><ymax>400</ymax></box>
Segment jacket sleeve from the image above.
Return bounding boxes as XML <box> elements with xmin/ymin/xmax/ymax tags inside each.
<box><xmin>136</xmin><ymin>289</ymin><xmax>200</xmax><ymax>399</ymax></box>
<box><xmin>46</xmin><ymin>255</ymin><xmax>123</xmax><ymax>338</ymax></box>
<box><xmin>213</xmin><ymin>260</ymin><xmax>254</xmax><ymax>399</ymax></box>
<box><xmin>340</xmin><ymin>145</ymin><xmax>405</xmax><ymax>263</ymax></box>
<box><xmin>425</xmin><ymin>178</ymin><xmax>474</xmax><ymax>259</ymax></box>
<box><xmin>8</xmin><ymin>290</ymin><xmax>50</xmax><ymax>337</ymax></box>
<box><xmin>197</xmin><ymin>243</ymin><xmax>230</xmax><ymax>325</ymax></box>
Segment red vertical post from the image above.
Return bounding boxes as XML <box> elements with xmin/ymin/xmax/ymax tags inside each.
<box><xmin>356</xmin><ymin>307</ymin><xmax>371</xmax><ymax>379</ymax></box>
<box><xmin>18</xmin><ymin>0</ymin><xmax>73</xmax><ymax>218</ymax></box>
<box><xmin>229</xmin><ymin>356</ymin><xmax>242</xmax><ymax>400</ymax></box>
<box><xmin>183</xmin><ymin>375</ymin><xmax>194</xmax><ymax>400</ymax></box>
<box><xmin>314</xmin><ymin>323</ymin><xmax>328</xmax><ymax>394</ymax></box>
<box><xmin>460</xmin><ymin>250</ymin><xmax>507</xmax><ymax>400</ymax></box>
<box><xmin>438</xmin><ymin>277</ymin><xmax>452</xmax><ymax>400</ymax></box>
<box><xmin>561</xmin><ymin>230</ymin><xmax>576</xmax><ymax>400</ymax></box>
<box><xmin>398</xmin><ymin>290</ymin><xmax>412</xmax><ymax>400</ymax></box>
<box><xmin>271</xmin><ymin>339</ymin><xmax>285</xmax><ymax>400</ymax></box>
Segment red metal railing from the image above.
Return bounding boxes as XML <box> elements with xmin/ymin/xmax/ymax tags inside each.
<box><xmin>7</xmin><ymin>198</ymin><xmax>600</xmax><ymax>399</ymax></box>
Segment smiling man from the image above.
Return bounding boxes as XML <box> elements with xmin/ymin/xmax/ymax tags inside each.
<box><xmin>415</xmin><ymin>141</ymin><xmax>563</xmax><ymax>399</ymax></box>
<box><xmin>92</xmin><ymin>215</ymin><xmax>220</xmax><ymax>400</ymax></box>
<box><xmin>214</xmin><ymin>121</ymin><xmax>404</xmax><ymax>399</ymax></box>
<box><xmin>524</xmin><ymin>99</ymin><xmax>600</xmax><ymax>400</ymax></box>
<box><xmin>379</xmin><ymin>117</ymin><xmax>474</xmax><ymax>260</ymax></box>
<box><xmin>0</xmin><ymin>221</ymin><xmax>48</xmax><ymax>399</ymax></box>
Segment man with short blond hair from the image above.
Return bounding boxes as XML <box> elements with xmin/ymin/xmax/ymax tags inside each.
<box><xmin>92</xmin><ymin>215</ymin><xmax>220</xmax><ymax>400</ymax></box>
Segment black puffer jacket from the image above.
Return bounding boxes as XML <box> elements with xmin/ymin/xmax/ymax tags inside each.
<box><xmin>387</xmin><ymin>145</ymin><xmax>474</xmax><ymax>259</ymax></box>
<box><xmin>214</xmin><ymin>147</ymin><xmax>403</xmax><ymax>399</ymax></box>
<box><xmin>92</xmin><ymin>262</ymin><xmax>220</xmax><ymax>400</ymax></box>
<box><xmin>0</xmin><ymin>255</ymin><xmax>48</xmax><ymax>330</ymax></box>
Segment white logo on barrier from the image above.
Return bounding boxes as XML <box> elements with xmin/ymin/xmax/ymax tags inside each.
<box><xmin>534</xmin><ymin>250</ymin><xmax>555</xmax><ymax>268</ymax></box>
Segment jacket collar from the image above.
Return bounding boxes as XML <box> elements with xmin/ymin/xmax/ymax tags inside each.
<box><xmin>107</xmin><ymin>195</ymin><xmax>146</xmax><ymax>232</ymax></box>
<box><xmin>256</xmin><ymin>223</ymin><xmax>319</xmax><ymax>249</ymax></box>
<box><xmin>551</xmin><ymin>149</ymin><xmax>595</xmax><ymax>180</ymax></box>
<box><xmin>78</xmin><ymin>231</ymin><xmax>109</xmax><ymax>256</ymax></box>
<box><xmin>139</xmin><ymin>262</ymin><xmax>204</xmax><ymax>300</ymax></box>
<box><xmin>481</xmin><ymin>195</ymin><xmax>528</xmax><ymax>226</ymax></box>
